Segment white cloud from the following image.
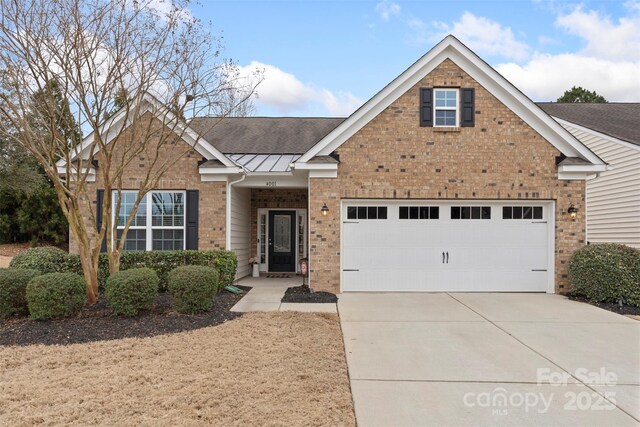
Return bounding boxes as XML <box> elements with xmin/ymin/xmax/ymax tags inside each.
<box><xmin>433</xmin><ymin>12</ymin><xmax>530</xmax><ymax>61</ymax></box>
<box><xmin>497</xmin><ymin>54</ymin><xmax>640</xmax><ymax>102</ymax></box>
<box><xmin>237</xmin><ymin>61</ymin><xmax>362</xmax><ymax>116</ymax></box>
<box><xmin>375</xmin><ymin>0</ymin><xmax>401</xmax><ymax>21</ymax></box>
<box><xmin>555</xmin><ymin>4</ymin><xmax>640</xmax><ymax>60</ymax></box>
<box><xmin>496</xmin><ymin>3</ymin><xmax>640</xmax><ymax>101</ymax></box>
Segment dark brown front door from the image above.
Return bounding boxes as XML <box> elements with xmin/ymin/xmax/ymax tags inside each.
<box><xmin>268</xmin><ymin>210</ymin><xmax>296</xmax><ymax>272</ymax></box>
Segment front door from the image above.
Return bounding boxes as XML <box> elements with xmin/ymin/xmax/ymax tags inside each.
<box><xmin>268</xmin><ymin>210</ymin><xmax>296</xmax><ymax>272</ymax></box>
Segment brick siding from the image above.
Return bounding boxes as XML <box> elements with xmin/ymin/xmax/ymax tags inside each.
<box><xmin>69</xmin><ymin>113</ymin><xmax>226</xmax><ymax>253</ymax></box>
<box><xmin>308</xmin><ymin>59</ymin><xmax>585</xmax><ymax>294</ymax></box>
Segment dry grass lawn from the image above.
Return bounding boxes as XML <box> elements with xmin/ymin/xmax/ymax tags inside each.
<box><xmin>0</xmin><ymin>312</ymin><xmax>355</xmax><ymax>426</ymax></box>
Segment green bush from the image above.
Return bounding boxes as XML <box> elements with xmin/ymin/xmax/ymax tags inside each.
<box><xmin>569</xmin><ymin>243</ymin><xmax>640</xmax><ymax>306</ymax></box>
<box><xmin>61</xmin><ymin>250</ymin><xmax>236</xmax><ymax>291</ymax></box>
<box><xmin>168</xmin><ymin>266</ymin><xmax>219</xmax><ymax>314</ymax></box>
<box><xmin>117</xmin><ymin>250</ymin><xmax>236</xmax><ymax>291</ymax></box>
<box><xmin>9</xmin><ymin>247</ymin><xmax>67</xmax><ymax>274</ymax></box>
<box><xmin>104</xmin><ymin>268</ymin><xmax>159</xmax><ymax>317</ymax></box>
<box><xmin>26</xmin><ymin>273</ymin><xmax>86</xmax><ymax>320</ymax></box>
<box><xmin>0</xmin><ymin>268</ymin><xmax>40</xmax><ymax>318</ymax></box>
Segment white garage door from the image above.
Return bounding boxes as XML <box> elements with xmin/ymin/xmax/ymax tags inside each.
<box><xmin>341</xmin><ymin>200</ymin><xmax>553</xmax><ymax>292</ymax></box>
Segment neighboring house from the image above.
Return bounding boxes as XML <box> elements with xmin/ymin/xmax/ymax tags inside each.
<box><xmin>63</xmin><ymin>35</ymin><xmax>608</xmax><ymax>294</ymax></box>
<box><xmin>538</xmin><ymin>103</ymin><xmax>640</xmax><ymax>249</ymax></box>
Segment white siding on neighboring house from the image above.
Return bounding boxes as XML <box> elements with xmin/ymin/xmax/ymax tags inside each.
<box><xmin>230</xmin><ymin>187</ymin><xmax>251</xmax><ymax>279</ymax></box>
<box><xmin>560</xmin><ymin>121</ymin><xmax>640</xmax><ymax>249</ymax></box>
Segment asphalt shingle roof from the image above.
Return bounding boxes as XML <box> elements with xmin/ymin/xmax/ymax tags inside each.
<box><xmin>537</xmin><ymin>103</ymin><xmax>640</xmax><ymax>147</ymax></box>
<box><xmin>189</xmin><ymin>117</ymin><xmax>344</xmax><ymax>154</ymax></box>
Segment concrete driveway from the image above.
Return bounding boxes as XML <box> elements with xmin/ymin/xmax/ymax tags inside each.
<box><xmin>338</xmin><ymin>293</ymin><xmax>640</xmax><ymax>426</ymax></box>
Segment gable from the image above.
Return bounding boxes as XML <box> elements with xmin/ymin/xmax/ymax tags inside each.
<box><xmin>298</xmin><ymin>35</ymin><xmax>605</xmax><ymax>175</ymax></box>
<box><xmin>57</xmin><ymin>94</ymin><xmax>236</xmax><ymax>170</ymax></box>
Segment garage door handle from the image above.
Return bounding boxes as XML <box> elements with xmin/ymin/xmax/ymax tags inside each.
<box><xmin>446</xmin><ymin>252</ymin><xmax>449</xmax><ymax>264</ymax></box>
<box><xmin>442</xmin><ymin>252</ymin><xmax>445</xmax><ymax>264</ymax></box>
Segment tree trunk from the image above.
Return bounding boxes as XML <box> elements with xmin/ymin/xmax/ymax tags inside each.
<box><xmin>78</xmin><ymin>245</ymin><xmax>99</xmax><ymax>304</ymax></box>
<box><xmin>108</xmin><ymin>248</ymin><xmax>121</xmax><ymax>274</ymax></box>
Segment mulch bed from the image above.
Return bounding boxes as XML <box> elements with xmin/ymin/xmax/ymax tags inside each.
<box><xmin>0</xmin><ymin>286</ymin><xmax>251</xmax><ymax>346</ymax></box>
<box><xmin>281</xmin><ymin>285</ymin><xmax>338</xmax><ymax>304</ymax></box>
<box><xmin>0</xmin><ymin>242</ymin><xmax>67</xmax><ymax>257</ymax></box>
<box><xmin>568</xmin><ymin>294</ymin><xmax>640</xmax><ymax>316</ymax></box>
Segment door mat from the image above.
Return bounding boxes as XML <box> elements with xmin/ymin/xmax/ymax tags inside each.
<box><xmin>266</xmin><ymin>273</ymin><xmax>295</xmax><ymax>278</ymax></box>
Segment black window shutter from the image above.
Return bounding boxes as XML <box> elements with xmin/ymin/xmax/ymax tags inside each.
<box><xmin>186</xmin><ymin>190</ymin><xmax>199</xmax><ymax>250</ymax></box>
<box><xmin>461</xmin><ymin>88</ymin><xmax>475</xmax><ymax>127</ymax></box>
<box><xmin>96</xmin><ymin>189</ymin><xmax>107</xmax><ymax>253</ymax></box>
<box><xmin>419</xmin><ymin>88</ymin><xmax>433</xmax><ymax>127</ymax></box>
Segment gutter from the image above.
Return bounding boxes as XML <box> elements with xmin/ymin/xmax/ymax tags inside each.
<box><xmin>225</xmin><ymin>169</ymin><xmax>247</xmax><ymax>250</ymax></box>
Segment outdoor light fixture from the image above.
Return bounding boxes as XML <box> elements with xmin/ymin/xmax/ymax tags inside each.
<box><xmin>568</xmin><ymin>204</ymin><xmax>578</xmax><ymax>219</ymax></box>
<box><xmin>321</xmin><ymin>203</ymin><xmax>329</xmax><ymax>216</ymax></box>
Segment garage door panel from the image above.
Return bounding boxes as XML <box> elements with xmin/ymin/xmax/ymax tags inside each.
<box><xmin>341</xmin><ymin>200</ymin><xmax>551</xmax><ymax>292</ymax></box>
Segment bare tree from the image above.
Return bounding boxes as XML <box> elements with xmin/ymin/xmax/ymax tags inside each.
<box><xmin>0</xmin><ymin>0</ymin><xmax>259</xmax><ymax>303</ymax></box>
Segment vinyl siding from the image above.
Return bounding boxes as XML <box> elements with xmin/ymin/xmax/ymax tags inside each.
<box><xmin>230</xmin><ymin>187</ymin><xmax>251</xmax><ymax>279</ymax></box>
<box><xmin>561</xmin><ymin>122</ymin><xmax>640</xmax><ymax>249</ymax></box>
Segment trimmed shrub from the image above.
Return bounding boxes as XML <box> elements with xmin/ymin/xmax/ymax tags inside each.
<box><xmin>104</xmin><ymin>268</ymin><xmax>159</xmax><ymax>317</ymax></box>
<box><xmin>26</xmin><ymin>273</ymin><xmax>86</xmax><ymax>320</ymax></box>
<box><xmin>9</xmin><ymin>247</ymin><xmax>67</xmax><ymax>274</ymax></box>
<box><xmin>13</xmin><ymin>249</ymin><xmax>236</xmax><ymax>292</ymax></box>
<box><xmin>168</xmin><ymin>266</ymin><xmax>219</xmax><ymax>314</ymax></box>
<box><xmin>0</xmin><ymin>268</ymin><xmax>40</xmax><ymax>318</ymax></box>
<box><xmin>118</xmin><ymin>250</ymin><xmax>236</xmax><ymax>291</ymax></box>
<box><xmin>569</xmin><ymin>243</ymin><xmax>640</xmax><ymax>306</ymax></box>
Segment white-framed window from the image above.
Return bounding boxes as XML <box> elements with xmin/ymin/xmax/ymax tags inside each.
<box><xmin>114</xmin><ymin>190</ymin><xmax>186</xmax><ymax>251</ymax></box>
<box><xmin>434</xmin><ymin>88</ymin><xmax>459</xmax><ymax>127</ymax></box>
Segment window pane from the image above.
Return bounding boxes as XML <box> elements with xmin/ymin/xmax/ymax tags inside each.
<box><xmin>451</xmin><ymin>207</ymin><xmax>461</xmax><ymax>219</ymax></box>
<box><xmin>152</xmin><ymin>229</ymin><xmax>184</xmax><ymax>251</ymax></box>
<box><xmin>533</xmin><ymin>206</ymin><xmax>543</xmax><ymax>220</ymax></box>
<box><xmin>357</xmin><ymin>206</ymin><xmax>367</xmax><ymax>219</ymax></box>
<box><xmin>409</xmin><ymin>206</ymin><xmax>419</xmax><ymax>219</ymax></box>
<box><xmin>461</xmin><ymin>207</ymin><xmax>471</xmax><ymax>219</ymax></box>
<box><xmin>378</xmin><ymin>207</ymin><xmax>387</xmax><ymax>219</ymax></box>
<box><xmin>430</xmin><ymin>207</ymin><xmax>439</xmax><ymax>219</ymax></box>
<box><xmin>523</xmin><ymin>207</ymin><xmax>533</xmax><ymax>219</ymax></box>
<box><xmin>503</xmin><ymin>206</ymin><xmax>512</xmax><ymax>219</ymax></box>
<box><xmin>260</xmin><ymin>214</ymin><xmax>266</xmax><ymax>264</ymax></box>
<box><xmin>368</xmin><ymin>206</ymin><xmax>378</xmax><ymax>220</ymax></box>
<box><xmin>152</xmin><ymin>192</ymin><xmax>184</xmax><ymax>227</ymax></box>
<box><xmin>513</xmin><ymin>206</ymin><xmax>523</xmax><ymax>219</ymax></box>
<box><xmin>399</xmin><ymin>206</ymin><xmax>408</xmax><ymax>219</ymax></box>
<box><xmin>481</xmin><ymin>207</ymin><xmax>491</xmax><ymax>219</ymax></box>
<box><xmin>435</xmin><ymin>110</ymin><xmax>456</xmax><ymax>126</ymax></box>
<box><xmin>115</xmin><ymin>191</ymin><xmax>146</xmax><ymax>227</ymax></box>
<box><xmin>117</xmin><ymin>229</ymin><xmax>147</xmax><ymax>252</ymax></box>
<box><xmin>419</xmin><ymin>207</ymin><xmax>430</xmax><ymax>219</ymax></box>
<box><xmin>347</xmin><ymin>207</ymin><xmax>357</xmax><ymax>219</ymax></box>
<box><xmin>471</xmin><ymin>206</ymin><xmax>481</xmax><ymax>219</ymax></box>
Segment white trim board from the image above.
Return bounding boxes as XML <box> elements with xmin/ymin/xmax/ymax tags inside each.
<box><xmin>298</xmin><ymin>35</ymin><xmax>604</xmax><ymax>169</ymax></box>
<box><xmin>553</xmin><ymin>117</ymin><xmax>640</xmax><ymax>153</ymax></box>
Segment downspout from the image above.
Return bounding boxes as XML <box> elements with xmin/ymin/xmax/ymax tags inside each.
<box><xmin>226</xmin><ymin>171</ymin><xmax>247</xmax><ymax>250</ymax></box>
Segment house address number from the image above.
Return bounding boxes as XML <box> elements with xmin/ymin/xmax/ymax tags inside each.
<box><xmin>266</xmin><ymin>181</ymin><xmax>277</xmax><ymax>187</ymax></box>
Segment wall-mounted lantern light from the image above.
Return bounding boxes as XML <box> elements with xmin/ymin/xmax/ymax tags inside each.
<box><xmin>567</xmin><ymin>204</ymin><xmax>578</xmax><ymax>219</ymax></box>
<box><xmin>321</xmin><ymin>203</ymin><xmax>329</xmax><ymax>216</ymax></box>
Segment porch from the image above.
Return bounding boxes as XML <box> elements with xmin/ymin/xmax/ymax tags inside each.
<box><xmin>229</xmin><ymin>187</ymin><xmax>308</xmax><ymax>280</ymax></box>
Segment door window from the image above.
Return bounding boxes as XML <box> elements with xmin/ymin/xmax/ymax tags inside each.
<box><xmin>273</xmin><ymin>215</ymin><xmax>292</xmax><ymax>252</ymax></box>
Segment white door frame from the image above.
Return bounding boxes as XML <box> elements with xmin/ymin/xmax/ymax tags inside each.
<box><xmin>339</xmin><ymin>199</ymin><xmax>556</xmax><ymax>293</ymax></box>
<box><xmin>257</xmin><ymin>208</ymin><xmax>307</xmax><ymax>273</ymax></box>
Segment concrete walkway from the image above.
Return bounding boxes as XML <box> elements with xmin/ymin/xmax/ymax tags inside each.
<box><xmin>339</xmin><ymin>293</ymin><xmax>640</xmax><ymax>426</ymax></box>
<box><xmin>230</xmin><ymin>276</ymin><xmax>337</xmax><ymax>313</ymax></box>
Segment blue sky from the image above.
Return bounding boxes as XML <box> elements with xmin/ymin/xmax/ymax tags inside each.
<box><xmin>187</xmin><ymin>0</ymin><xmax>640</xmax><ymax>116</ymax></box>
